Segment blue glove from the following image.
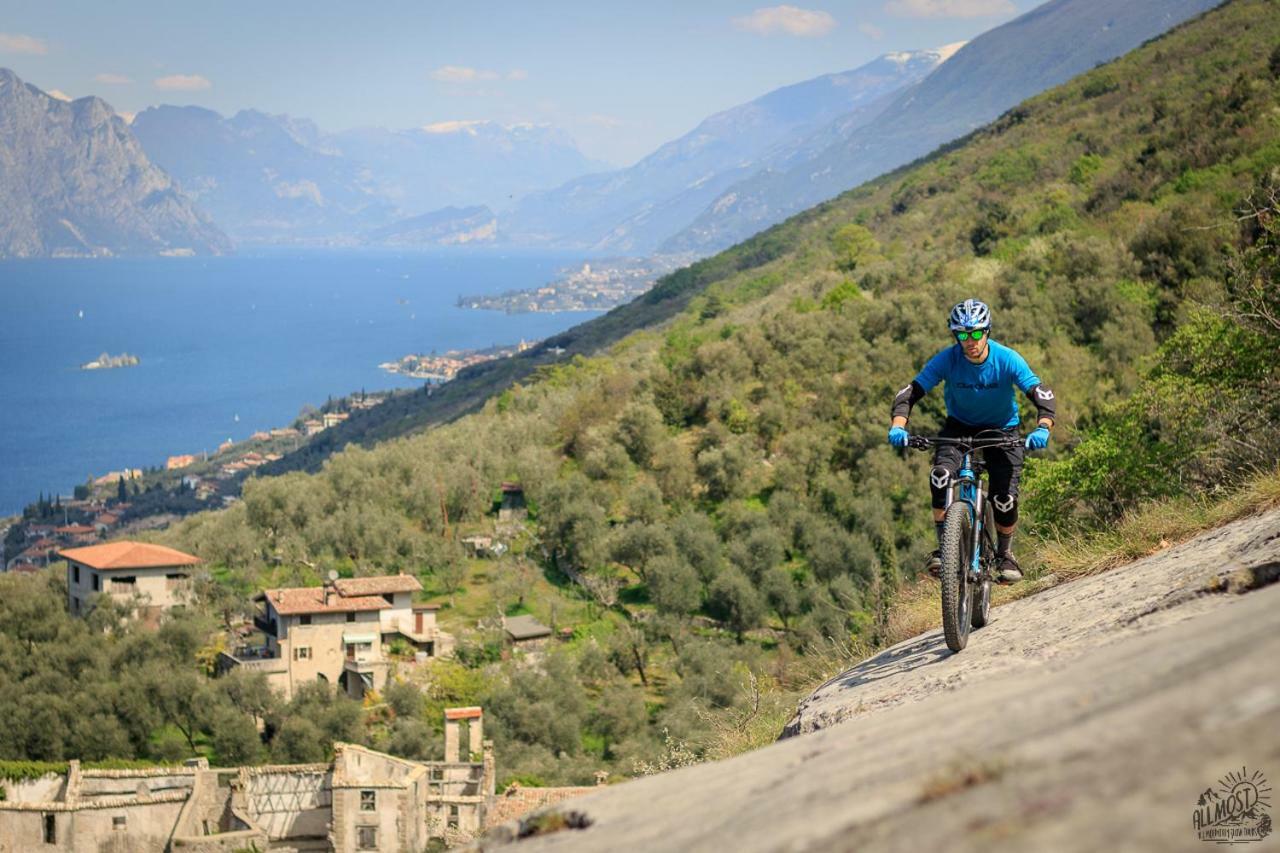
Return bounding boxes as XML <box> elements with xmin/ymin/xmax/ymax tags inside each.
<box><xmin>888</xmin><ymin>426</ymin><xmax>909</xmax><ymax>448</ymax></box>
<box><xmin>1025</xmin><ymin>426</ymin><xmax>1050</xmax><ymax>450</ymax></box>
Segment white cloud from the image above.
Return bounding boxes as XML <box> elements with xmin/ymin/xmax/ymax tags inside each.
<box><xmin>0</xmin><ymin>32</ymin><xmax>48</xmax><ymax>55</ymax></box>
<box><xmin>154</xmin><ymin>74</ymin><xmax>212</xmax><ymax>91</ymax></box>
<box><xmin>733</xmin><ymin>6</ymin><xmax>837</xmax><ymax>37</ymax></box>
<box><xmin>507</xmin><ymin>69</ymin><xmax>529</xmax><ymax>81</ymax></box>
<box><xmin>885</xmin><ymin>0</ymin><xmax>1014</xmax><ymax>18</ymax></box>
<box><xmin>431</xmin><ymin>65</ymin><xmax>497</xmax><ymax>83</ymax></box>
<box><xmin>94</xmin><ymin>73</ymin><xmax>132</xmax><ymax>85</ymax></box>
<box><xmin>859</xmin><ymin>22</ymin><xmax>885</xmax><ymax>40</ymax></box>
<box><xmin>47</xmin><ymin>89</ymin><xmax>72</xmax><ymax>101</ymax></box>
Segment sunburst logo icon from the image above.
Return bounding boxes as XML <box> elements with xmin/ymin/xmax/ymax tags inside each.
<box><xmin>1194</xmin><ymin>767</ymin><xmax>1272</xmax><ymax>843</ymax></box>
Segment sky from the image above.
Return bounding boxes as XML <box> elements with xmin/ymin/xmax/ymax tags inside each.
<box><xmin>0</xmin><ymin>0</ymin><xmax>1044</xmax><ymax>166</ymax></box>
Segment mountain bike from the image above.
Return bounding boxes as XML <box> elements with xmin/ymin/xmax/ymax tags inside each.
<box><xmin>907</xmin><ymin>432</ymin><xmax>1024</xmax><ymax>653</ymax></box>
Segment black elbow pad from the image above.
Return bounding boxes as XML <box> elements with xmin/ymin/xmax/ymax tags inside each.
<box><xmin>891</xmin><ymin>381</ymin><xmax>925</xmax><ymax>420</ymax></box>
<box><xmin>1029</xmin><ymin>384</ymin><xmax>1057</xmax><ymax>421</ymax></box>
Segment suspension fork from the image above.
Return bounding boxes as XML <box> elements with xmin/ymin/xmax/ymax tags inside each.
<box><xmin>951</xmin><ymin>450</ymin><xmax>984</xmax><ymax>576</ymax></box>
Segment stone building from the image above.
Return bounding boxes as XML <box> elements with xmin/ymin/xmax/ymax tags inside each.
<box><xmin>217</xmin><ymin>575</ymin><xmax>454</xmax><ymax>701</ymax></box>
<box><xmin>0</xmin><ymin>710</ymin><xmax>495</xmax><ymax>852</ymax></box>
<box><xmin>59</xmin><ymin>541</ymin><xmax>201</xmax><ymax>623</ymax></box>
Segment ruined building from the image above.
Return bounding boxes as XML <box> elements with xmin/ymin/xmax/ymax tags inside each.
<box><xmin>0</xmin><ymin>708</ymin><xmax>493</xmax><ymax>852</ymax></box>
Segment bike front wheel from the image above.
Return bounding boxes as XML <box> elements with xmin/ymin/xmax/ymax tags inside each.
<box><xmin>939</xmin><ymin>500</ymin><xmax>974</xmax><ymax>652</ymax></box>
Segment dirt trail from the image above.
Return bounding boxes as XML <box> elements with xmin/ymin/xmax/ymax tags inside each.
<box><xmin>470</xmin><ymin>509</ymin><xmax>1280</xmax><ymax>852</ymax></box>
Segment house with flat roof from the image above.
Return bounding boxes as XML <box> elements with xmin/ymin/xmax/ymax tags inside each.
<box><xmin>219</xmin><ymin>574</ymin><xmax>455</xmax><ymax>700</ymax></box>
<box><xmin>502</xmin><ymin>614</ymin><xmax>552</xmax><ymax>652</ymax></box>
<box><xmin>59</xmin><ymin>541</ymin><xmax>201</xmax><ymax>622</ymax></box>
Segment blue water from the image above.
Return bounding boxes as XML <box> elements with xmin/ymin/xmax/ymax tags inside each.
<box><xmin>0</xmin><ymin>251</ymin><xmax>600</xmax><ymax>517</ymax></box>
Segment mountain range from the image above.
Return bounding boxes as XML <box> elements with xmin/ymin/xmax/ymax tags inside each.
<box><xmin>0</xmin><ymin>0</ymin><xmax>1227</xmax><ymax>258</ymax></box>
<box><xmin>661</xmin><ymin>0</ymin><xmax>1224</xmax><ymax>254</ymax></box>
<box><xmin>0</xmin><ymin>68</ymin><xmax>229</xmax><ymax>258</ymax></box>
<box><xmin>497</xmin><ymin>47</ymin><xmax>954</xmax><ymax>254</ymax></box>
<box><xmin>130</xmin><ymin>109</ymin><xmax>603</xmax><ymax>246</ymax></box>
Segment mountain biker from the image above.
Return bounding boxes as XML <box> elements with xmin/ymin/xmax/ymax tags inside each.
<box><xmin>887</xmin><ymin>298</ymin><xmax>1056</xmax><ymax>583</ymax></box>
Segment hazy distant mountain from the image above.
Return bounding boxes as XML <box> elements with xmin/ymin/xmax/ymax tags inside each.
<box><xmin>500</xmin><ymin>49</ymin><xmax>950</xmax><ymax>254</ymax></box>
<box><xmin>334</xmin><ymin>121</ymin><xmax>610</xmax><ymax>215</ymax></box>
<box><xmin>132</xmin><ymin>109</ymin><xmax>603</xmax><ymax>246</ymax></box>
<box><xmin>0</xmin><ymin>68</ymin><xmax>230</xmax><ymax>258</ymax></box>
<box><xmin>366</xmin><ymin>205</ymin><xmax>497</xmax><ymax>246</ymax></box>
<box><xmin>663</xmin><ymin>0</ymin><xmax>1224</xmax><ymax>255</ymax></box>
<box><xmin>131</xmin><ymin>105</ymin><xmax>393</xmax><ymax>245</ymax></box>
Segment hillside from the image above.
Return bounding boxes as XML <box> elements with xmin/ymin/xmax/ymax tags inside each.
<box><xmin>146</xmin><ymin>0</ymin><xmax>1280</xmax><ymax>789</ymax></box>
<box><xmin>472</xmin><ymin>508</ymin><xmax>1280</xmax><ymax>851</ymax></box>
<box><xmin>0</xmin><ymin>69</ymin><xmax>230</xmax><ymax>258</ymax></box>
<box><xmin>663</xmin><ymin>0</ymin><xmax>1224</xmax><ymax>254</ymax></box>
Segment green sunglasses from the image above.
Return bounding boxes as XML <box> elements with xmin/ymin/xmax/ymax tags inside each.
<box><xmin>954</xmin><ymin>328</ymin><xmax>988</xmax><ymax>341</ymax></box>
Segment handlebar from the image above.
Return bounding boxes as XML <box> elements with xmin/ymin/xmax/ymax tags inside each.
<box><xmin>906</xmin><ymin>433</ymin><xmax>1024</xmax><ymax>451</ymax></box>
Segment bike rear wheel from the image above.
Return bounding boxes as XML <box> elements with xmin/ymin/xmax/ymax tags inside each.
<box><xmin>939</xmin><ymin>500</ymin><xmax>974</xmax><ymax>652</ymax></box>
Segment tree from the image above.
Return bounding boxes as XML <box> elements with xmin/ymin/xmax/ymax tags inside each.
<box><xmin>831</xmin><ymin>223</ymin><xmax>882</xmax><ymax>272</ymax></box>
<box><xmin>706</xmin><ymin>567</ymin><xmax>765</xmax><ymax>642</ymax></box>
<box><xmin>117</xmin><ymin>476</ymin><xmax>127</xmax><ymax>503</ymax></box>
<box><xmin>588</xmin><ymin>678</ymin><xmax>647</xmax><ymax>759</ymax></box>
<box><xmin>648</xmin><ymin>555</ymin><xmax>701</xmax><ymax>618</ymax></box>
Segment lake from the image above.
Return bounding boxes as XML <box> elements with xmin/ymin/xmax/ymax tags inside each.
<box><xmin>0</xmin><ymin>251</ymin><xmax>600</xmax><ymax>517</ymax></box>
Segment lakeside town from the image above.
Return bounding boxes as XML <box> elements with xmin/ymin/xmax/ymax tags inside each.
<box><xmin>456</xmin><ymin>255</ymin><xmax>688</xmax><ymax>313</ymax></box>
<box><xmin>1</xmin><ymin>390</ymin><xmax>399</xmax><ymax>572</ymax></box>
<box><xmin>379</xmin><ymin>340</ymin><xmax>535</xmax><ymax>382</ymax></box>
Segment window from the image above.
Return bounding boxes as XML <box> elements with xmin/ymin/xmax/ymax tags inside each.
<box><xmin>300</xmin><ymin>614</ymin><xmax>312</xmax><ymax>625</ymax></box>
<box><xmin>166</xmin><ymin>573</ymin><xmax>187</xmax><ymax>590</ymax></box>
<box><xmin>360</xmin><ymin>790</ymin><xmax>376</xmax><ymax>811</ymax></box>
<box><xmin>112</xmin><ymin>815</ymin><xmax>127</xmax><ymax>830</ymax></box>
<box><xmin>448</xmin><ymin>804</ymin><xmax>460</xmax><ymax>829</ymax></box>
<box><xmin>43</xmin><ymin>814</ymin><xmax>55</xmax><ymax>843</ymax></box>
<box><xmin>92</xmin><ymin>574</ymin><xmax>101</xmax><ymax>591</ymax></box>
<box><xmin>112</xmin><ymin>576</ymin><xmax>136</xmax><ymax>591</ymax></box>
<box><xmin>73</xmin><ymin>565</ymin><xmax>80</xmax><ymax>584</ymax></box>
<box><xmin>347</xmin><ymin>612</ymin><xmax>356</xmax><ymax>623</ymax></box>
<box><xmin>357</xmin><ymin>825</ymin><xmax>377</xmax><ymax>849</ymax></box>
<box><xmin>294</xmin><ymin>646</ymin><xmax>311</xmax><ymax>660</ymax></box>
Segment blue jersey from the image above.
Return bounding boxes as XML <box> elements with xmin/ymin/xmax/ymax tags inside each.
<box><xmin>913</xmin><ymin>339</ymin><xmax>1040</xmax><ymax>429</ymax></box>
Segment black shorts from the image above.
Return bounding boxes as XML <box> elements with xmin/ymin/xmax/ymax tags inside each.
<box><xmin>930</xmin><ymin>417</ymin><xmax>1024</xmax><ymax>508</ymax></box>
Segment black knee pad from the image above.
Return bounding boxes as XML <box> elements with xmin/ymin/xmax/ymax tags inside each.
<box><xmin>930</xmin><ymin>466</ymin><xmax>951</xmax><ymax>509</ymax></box>
<box><xmin>991</xmin><ymin>493</ymin><xmax>1018</xmax><ymax>526</ymax></box>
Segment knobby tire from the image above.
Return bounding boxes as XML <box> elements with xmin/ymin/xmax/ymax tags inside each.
<box><xmin>940</xmin><ymin>500</ymin><xmax>973</xmax><ymax>652</ymax></box>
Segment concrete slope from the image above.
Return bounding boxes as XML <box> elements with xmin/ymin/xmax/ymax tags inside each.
<box><xmin>471</xmin><ymin>509</ymin><xmax>1280</xmax><ymax>852</ymax></box>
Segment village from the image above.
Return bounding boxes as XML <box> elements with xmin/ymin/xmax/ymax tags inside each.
<box><xmin>455</xmin><ymin>256</ymin><xmax>685</xmax><ymax>313</ymax></box>
<box><xmin>0</xmin><ymin>483</ymin><xmax>598</xmax><ymax>851</ymax></box>
<box><xmin>379</xmin><ymin>341</ymin><xmax>535</xmax><ymax>383</ymax></box>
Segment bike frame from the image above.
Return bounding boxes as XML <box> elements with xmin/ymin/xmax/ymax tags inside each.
<box><xmin>941</xmin><ymin>447</ymin><xmax>986</xmax><ymax>579</ymax></box>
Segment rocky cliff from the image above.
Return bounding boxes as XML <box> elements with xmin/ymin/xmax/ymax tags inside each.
<box><xmin>0</xmin><ymin>68</ymin><xmax>230</xmax><ymax>258</ymax></box>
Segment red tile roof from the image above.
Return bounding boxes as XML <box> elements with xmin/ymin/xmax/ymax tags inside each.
<box><xmin>259</xmin><ymin>587</ymin><xmax>390</xmax><ymax>616</ymax></box>
<box><xmin>332</xmin><ymin>575</ymin><xmax>422</xmax><ymax>597</ymax></box>
<box><xmin>57</xmin><ymin>541</ymin><xmax>201</xmax><ymax>570</ymax></box>
<box><xmin>55</xmin><ymin>525</ymin><xmax>95</xmax><ymax>535</ymax></box>
<box><xmin>444</xmin><ymin>707</ymin><xmax>483</xmax><ymax>721</ymax></box>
